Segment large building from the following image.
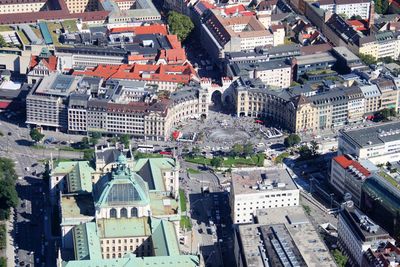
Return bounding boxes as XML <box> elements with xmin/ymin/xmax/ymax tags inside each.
<box><xmin>234</xmin><ymin>207</ymin><xmax>336</xmax><ymax>267</ymax></box>
<box><xmin>200</xmin><ymin>9</ymin><xmax>275</xmax><ymax>63</ymax></box>
<box><xmin>0</xmin><ymin>0</ymin><xmax>46</xmax><ymax>14</ymax></box>
<box><xmin>26</xmin><ymin>73</ymin><xmax>80</xmax><ymax>131</ymax></box>
<box><xmin>330</xmin><ymin>154</ymin><xmax>371</xmax><ymax>206</ymax></box>
<box><xmin>338</xmin><ymin>121</ymin><xmax>400</xmax><ymax>164</ymax></box>
<box><xmin>51</xmin><ymin>148</ymin><xmax>198</xmax><ymax>266</ymax></box>
<box><xmin>338</xmin><ymin>206</ymin><xmax>395</xmax><ymax>267</ymax></box>
<box><xmin>229</xmin><ymin>167</ymin><xmax>300</xmax><ymax>224</ymax></box>
<box><xmin>317</xmin><ymin>0</ymin><xmax>372</xmax><ymax>19</ymax></box>
<box><xmin>227</xmin><ymin>59</ymin><xmax>292</xmax><ymax>89</ymax></box>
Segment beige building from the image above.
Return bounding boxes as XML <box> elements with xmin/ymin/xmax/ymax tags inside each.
<box><xmin>373</xmin><ymin>79</ymin><xmax>399</xmax><ymax>111</ymax></box>
<box><xmin>292</xmin><ymin>95</ymin><xmax>319</xmax><ymax>133</ymax></box>
<box><xmin>360</xmin><ymin>84</ymin><xmax>381</xmax><ymax>114</ymax></box>
<box><xmin>65</xmin><ymin>0</ymin><xmax>98</xmax><ymax>13</ymax></box>
<box><xmin>0</xmin><ymin>0</ymin><xmax>46</xmax><ymax>14</ymax></box>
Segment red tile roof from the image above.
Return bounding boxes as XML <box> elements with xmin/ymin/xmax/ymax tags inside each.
<box><xmin>0</xmin><ymin>101</ymin><xmax>11</xmax><ymax>109</ymax></box>
<box><xmin>72</xmin><ymin>63</ymin><xmax>197</xmax><ymax>84</ymax></box>
<box><xmin>29</xmin><ymin>55</ymin><xmax>58</xmax><ymax>71</ymax></box>
<box><xmin>333</xmin><ymin>155</ymin><xmax>370</xmax><ymax>177</ymax></box>
<box><xmin>109</xmin><ymin>24</ymin><xmax>168</xmax><ymax>35</ymax></box>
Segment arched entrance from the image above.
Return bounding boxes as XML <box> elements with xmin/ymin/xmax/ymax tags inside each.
<box><xmin>210</xmin><ymin>90</ymin><xmax>222</xmax><ymax>111</ymax></box>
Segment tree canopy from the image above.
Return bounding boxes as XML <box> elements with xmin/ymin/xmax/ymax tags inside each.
<box><xmin>167</xmin><ymin>11</ymin><xmax>194</xmax><ymax>42</ymax></box>
<box><xmin>359</xmin><ymin>53</ymin><xmax>377</xmax><ymax>66</ymax></box>
<box><xmin>0</xmin><ymin>157</ymin><xmax>19</xmax><ymax>220</ymax></box>
<box><xmin>29</xmin><ymin>128</ymin><xmax>45</xmax><ymax>143</ymax></box>
<box><xmin>284</xmin><ymin>134</ymin><xmax>301</xmax><ymax>148</ymax></box>
<box><xmin>210</xmin><ymin>157</ymin><xmax>223</xmax><ymax>169</ymax></box>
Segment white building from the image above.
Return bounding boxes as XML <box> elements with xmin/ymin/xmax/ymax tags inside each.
<box><xmin>338</xmin><ymin>207</ymin><xmax>395</xmax><ymax>267</ymax></box>
<box><xmin>318</xmin><ymin>0</ymin><xmax>371</xmax><ymax>20</ymax></box>
<box><xmin>338</xmin><ymin>121</ymin><xmax>400</xmax><ymax>164</ymax></box>
<box><xmin>230</xmin><ymin>168</ymin><xmax>300</xmax><ymax>224</ymax></box>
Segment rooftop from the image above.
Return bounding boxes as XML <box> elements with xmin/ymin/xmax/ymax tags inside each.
<box><xmin>231</xmin><ymin>167</ymin><xmax>297</xmax><ymax>195</ymax></box>
<box><xmin>295</xmin><ymin>52</ymin><xmax>337</xmax><ymax>66</ymax></box>
<box><xmin>340</xmin><ymin>121</ymin><xmax>400</xmax><ymax>148</ymax></box>
<box><xmin>61</xmin><ymin>194</ymin><xmax>94</xmax><ymax>223</ymax></box>
<box><xmin>32</xmin><ymin>73</ymin><xmax>79</xmax><ymax>97</ymax></box>
<box><xmin>237</xmin><ymin>206</ymin><xmax>335</xmax><ymax>267</ymax></box>
<box><xmin>96</xmin><ymin>217</ymin><xmax>151</xmax><ymax>238</ymax></box>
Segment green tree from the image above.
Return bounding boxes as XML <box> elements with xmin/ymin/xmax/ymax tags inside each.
<box><xmin>80</xmin><ymin>137</ymin><xmax>90</xmax><ymax>149</ymax></box>
<box><xmin>167</xmin><ymin>11</ymin><xmax>194</xmax><ymax>42</ymax></box>
<box><xmin>89</xmin><ymin>132</ymin><xmax>101</xmax><ymax>145</ymax></box>
<box><xmin>284</xmin><ymin>134</ymin><xmax>301</xmax><ymax>148</ymax></box>
<box><xmin>29</xmin><ymin>128</ymin><xmax>45</xmax><ymax>143</ymax></box>
<box><xmin>375</xmin><ymin>0</ymin><xmax>383</xmax><ymax>14</ymax></box>
<box><xmin>210</xmin><ymin>157</ymin><xmax>223</xmax><ymax>169</ymax></box>
<box><xmin>231</xmin><ymin>144</ymin><xmax>243</xmax><ymax>157</ymax></box>
<box><xmin>381</xmin><ymin>0</ymin><xmax>389</xmax><ymax>14</ymax></box>
<box><xmin>243</xmin><ymin>143</ymin><xmax>254</xmax><ymax>156</ymax></box>
<box><xmin>0</xmin><ymin>257</ymin><xmax>6</xmax><ymax>267</ymax></box>
<box><xmin>359</xmin><ymin>53</ymin><xmax>377</xmax><ymax>65</ymax></box>
<box><xmin>83</xmin><ymin>149</ymin><xmax>94</xmax><ymax>161</ymax></box>
<box><xmin>0</xmin><ymin>35</ymin><xmax>7</xmax><ymax>48</ymax></box>
<box><xmin>298</xmin><ymin>145</ymin><xmax>312</xmax><ymax>160</ymax></box>
<box><xmin>0</xmin><ymin>131</ymin><xmax>3</xmax><ymax>137</ymax></box>
<box><xmin>191</xmin><ymin>146</ymin><xmax>201</xmax><ymax>155</ymax></box>
<box><xmin>332</xmin><ymin>249</ymin><xmax>348</xmax><ymax>267</ymax></box>
<box><xmin>378</xmin><ymin>108</ymin><xmax>396</xmax><ymax>121</ymax></box>
<box><xmin>119</xmin><ymin>134</ymin><xmax>131</xmax><ymax>148</ymax></box>
<box><xmin>310</xmin><ymin>140</ymin><xmax>319</xmax><ymax>157</ymax></box>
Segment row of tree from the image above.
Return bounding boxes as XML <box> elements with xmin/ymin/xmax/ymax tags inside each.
<box><xmin>0</xmin><ymin>158</ymin><xmax>19</xmax><ymax>220</ymax></box>
<box><xmin>283</xmin><ymin>134</ymin><xmax>319</xmax><ymax>160</ymax></box>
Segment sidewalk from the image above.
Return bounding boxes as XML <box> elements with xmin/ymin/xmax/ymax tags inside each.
<box><xmin>6</xmin><ymin>209</ymin><xmax>15</xmax><ymax>267</ymax></box>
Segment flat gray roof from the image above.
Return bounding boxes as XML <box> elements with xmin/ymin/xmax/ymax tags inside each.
<box><xmin>295</xmin><ymin>52</ymin><xmax>337</xmax><ymax>65</ymax></box>
<box><xmin>332</xmin><ymin>46</ymin><xmax>359</xmax><ymax>62</ymax></box>
<box><xmin>340</xmin><ymin>121</ymin><xmax>400</xmax><ymax>148</ymax></box>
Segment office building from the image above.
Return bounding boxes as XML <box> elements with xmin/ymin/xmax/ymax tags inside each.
<box><xmin>230</xmin><ymin>167</ymin><xmax>300</xmax><ymax>224</ymax></box>
<box><xmin>292</xmin><ymin>52</ymin><xmax>337</xmax><ymax>80</ymax></box>
<box><xmin>338</xmin><ymin>121</ymin><xmax>400</xmax><ymax>164</ymax></box>
<box><xmin>26</xmin><ymin>73</ymin><xmax>80</xmax><ymax>131</ymax></box>
<box><xmin>338</xmin><ymin>206</ymin><xmax>395</xmax><ymax>266</ymax></box>
<box><xmin>234</xmin><ymin>207</ymin><xmax>335</xmax><ymax>267</ymax></box>
<box><xmin>330</xmin><ymin>154</ymin><xmax>371</xmax><ymax>206</ymax></box>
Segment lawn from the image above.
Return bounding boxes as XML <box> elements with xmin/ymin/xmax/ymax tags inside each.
<box><xmin>187</xmin><ymin>168</ymin><xmax>201</xmax><ymax>174</ymax></box>
<box><xmin>17</xmin><ymin>30</ymin><xmax>29</xmax><ymax>45</ymax></box>
<box><xmin>0</xmin><ymin>25</ymin><xmax>12</xmax><ymax>32</ymax></box>
<box><xmin>379</xmin><ymin>171</ymin><xmax>400</xmax><ymax>188</ymax></box>
<box><xmin>61</xmin><ymin>20</ymin><xmax>78</xmax><ymax>32</ymax></box>
<box><xmin>46</xmin><ymin>22</ymin><xmax>62</xmax><ymax>45</ymax></box>
<box><xmin>185</xmin><ymin>153</ymin><xmax>265</xmax><ymax>168</ymax></box>
<box><xmin>275</xmin><ymin>152</ymin><xmax>290</xmax><ymax>164</ymax></box>
<box><xmin>134</xmin><ymin>152</ymin><xmax>165</xmax><ymax>159</ymax></box>
<box><xmin>179</xmin><ymin>189</ymin><xmax>187</xmax><ymax>212</ymax></box>
<box><xmin>180</xmin><ymin>215</ymin><xmax>192</xmax><ymax>230</ymax></box>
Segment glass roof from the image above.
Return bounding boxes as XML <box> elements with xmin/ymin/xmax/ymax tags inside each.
<box><xmin>106</xmin><ymin>183</ymin><xmax>142</xmax><ymax>205</ymax></box>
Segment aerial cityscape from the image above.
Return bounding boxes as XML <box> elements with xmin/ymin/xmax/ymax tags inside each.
<box><xmin>0</xmin><ymin>0</ymin><xmax>398</xmax><ymax>265</ymax></box>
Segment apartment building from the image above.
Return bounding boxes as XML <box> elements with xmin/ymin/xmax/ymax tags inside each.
<box><xmin>0</xmin><ymin>0</ymin><xmax>46</xmax><ymax>14</ymax></box>
<box><xmin>318</xmin><ymin>0</ymin><xmax>371</xmax><ymax>19</ymax></box>
<box><xmin>227</xmin><ymin>60</ymin><xmax>292</xmax><ymax>89</ymax></box>
<box><xmin>230</xmin><ymin>168</ymin><xmax>300</xmax><ymax>224</ymax></box>
<box><xmin>373</xmin><ymin>78</ymin><xmax>399</xmax><ymax>111</ymax></box>
<box><xmin>201</xmin><ymin>9</ymin><xmax>273</xmax><ymax>62</ymax></box>
<box><xmin>344</xmin><ymin>86</ymin><xmax>365</xmax><ymax>124</ymax></box>
<box><xmin>26</xmin><ymin>73</ymin><xmax>80</xmax><ymax>131</ymax></box>
<box><xmin>359</xmin><ymin>84</ymin><xmax>381</xmax><ymax>114</ymax></box>
<box><xmin>338</xmin><ymin>121</ymin><xmax>400</xmax><ymax>164</ymax></box>
<box><xmin>330</xmin><ymin>154</ymin><xmax>371</xmax><ymax>206</ymax></box>
<box><xmin>338</xmin><ymin>206</ymin><xmax>395</xmax><ymax>267</ymax></box>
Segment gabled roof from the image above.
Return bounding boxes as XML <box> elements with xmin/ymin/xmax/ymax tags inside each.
<box><xmin>29</xmin><ymin>55</ymin><xmax>58</xmax><ymax>71</ymax></box>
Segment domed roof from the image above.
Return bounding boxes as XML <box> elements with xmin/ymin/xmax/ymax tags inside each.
<box><xmin>96</xmin><ymin>156</ymin><xmax>150</xmax><ymax>208</ymax></box>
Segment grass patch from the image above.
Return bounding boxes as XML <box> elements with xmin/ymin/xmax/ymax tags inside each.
<box><xmin>187</xmin><ymin>168</ymin><xmax>201</xmax><ymax>174</ymax></box>
<box><xmin>274</xmin><ymin>152</ymin><xmax>290</xmax><ymax>164</ymax></box>
<box><xmin>185</xmin><ymin>153</ymin><xmax>265</xmax><ymax>168</ymax></box>
<box><xmin>0</xmin><ymin>25</ymin><xmax>12</xmax><ymax>32</ymax></box>
<box><xmin>134</xmin><ymin>152</ymin><xmax>165</xmax><ymax>159</ymax></box>
<box><xmin>61</xmin><ymin>20</ymin><xmax>78</xmax><ymax>32</ymax></box>
<box><xmin>16</xmin><ymin>30</ymin><xmax>29</xmax><ymax>45</ymax></box>
<box><xmin>180</xmin><ymin>215</ymin><xmax>192</xmax><ymax>230</ymax></box>
<box><xmin>0</xmin><ymin>224</ymin><xmax>6</xmax><ymax>249</ymax></box>
<box><xmin>46</xmin><ymin>22</ymin><xmax>62</xmax><ymax>45</ymax></box>
<box><xmin>379</xmin><ymin>171</ymin><xmax>400</xmax><ymax>188</ymax></box>
<box><xmin>179</xmin><ymin>189</ymin><xmax>187</xmax><ymax>212</ymax></box>
<box><xmin>32</xmin><ymin>144</ymin><xmax>46</xmax><ymax>150</ymax></box>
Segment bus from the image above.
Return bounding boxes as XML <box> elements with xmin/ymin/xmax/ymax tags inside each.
<box><xmin>137</xmin><ymin>144</ymin><xmax>154</xmax><ymax>153</ymax></box>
